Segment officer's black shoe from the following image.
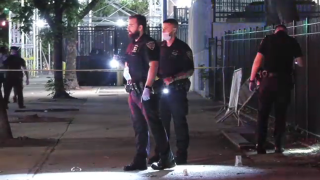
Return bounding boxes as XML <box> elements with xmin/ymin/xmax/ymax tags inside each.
<box><xmin>175</xmin><ymin>156</ymin><xmax>187</xmax><ymax>165</ymax></box>
<box><xmin>275</xmin><ymin>147</ymin><xmax>285</xmax><ymax>154</ymax></box>
<box><xmin>151</xmin><ymin>151</ymin><xmax>176</xmax><ymax>170</ymax></box>
<box><xmin>148</xmin><ymin>155</ymin><xmax>160</xmax><ymax>165</ymax></box>
<box><xmin>256</xmin><ymin>145</ymin><xmax>267</xmax><ymax>154</ymax></box>
<box><xmin>123</xmin><ymin>156</ymin><xmax>148</xmax><ymax>171</ymax></box>
<box><xmin>175</xmin><ymin>151</ymin><xmax>188</xmax><ymax>165</ymax></box>
<box><xmin>19</xmin><ymin>105</ymin><xmax>26</xmax><ymax>109</ymax></box>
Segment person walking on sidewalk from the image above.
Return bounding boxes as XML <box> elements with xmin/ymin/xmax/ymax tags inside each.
<box><xmin>148</xmin><ymin>19</ymin><xmax>194</xmax><ymax>165</ymax></box>
<box><xmin>122</xmin><ymin>14</ymin><xmax>176</xmax><ymax>171</ymax></box>
<box><xmin>3</xmin><ymin>46</ymin><xmax>29</xmax><ymax>109</ymax></box>
<box><xmin>249</xmin><ymin>24</ymin><xmax>303</xmax><ymax>154</ymax></box>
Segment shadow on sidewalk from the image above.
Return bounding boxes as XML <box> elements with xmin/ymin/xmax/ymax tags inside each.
<box><xmin>0</xmin><ymin>137</ymin><xmax>57</xmax><ymax>148</ymax></box>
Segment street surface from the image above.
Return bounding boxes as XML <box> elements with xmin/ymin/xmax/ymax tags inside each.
<box><xmin>0</xmin><ymin>76</ymin><xmax>319</xmax><ymax>180</ymax></box>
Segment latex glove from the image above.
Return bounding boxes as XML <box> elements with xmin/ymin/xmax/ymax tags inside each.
<box><xmin>26</xmin><ymin>79</ymin><xmax>29</xmax><ymax>85</ymax></box>
<box><xmin>249</xmin><ymin>82</ymin><xmax>256</xmax><ymax>92</ymax></box>
<box><xmin>141</xmin><ymin>88</ymin><xmax>151</xmax><ymax>101</ymax></box>
<box><xmin>163</xmin><ymin>77</ymin><xmax>174</xmax><ymax>86</ymax></box>
<box><xmin>123</xmin><ymin>67</ymin><xmax>131</xmax><ymax>81</ymax></box>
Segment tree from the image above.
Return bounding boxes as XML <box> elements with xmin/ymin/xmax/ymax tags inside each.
<box><xmin>64</xmin><ymin>0</ymin><xmax>101</xmax><ymax>90</ymax></box>
<box><xmin>65</xmin><ymin>0</ymin><xmax>148</xmax><ymax>89</ymax></box>
<box><xmin>0</xmin><ymin>0</ymin><xmax>100</xmax><ymax>98</ymax></box>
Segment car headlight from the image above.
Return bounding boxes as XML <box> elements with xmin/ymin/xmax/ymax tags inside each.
<box><xmin>110</xmin><ymin>59</ymin><xmax>119</xmax><ymax>68</ymax></box>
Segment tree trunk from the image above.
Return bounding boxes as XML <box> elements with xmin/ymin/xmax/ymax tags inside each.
<box><xmin>0</xmin><ymin>94</ymin><xmax>13</xmax><ymax>140</ymax></box>
<box><xmin>53</xmin><ymin>33</ymin><xmax>71</xmax><ymax>99</ymax></box>
<box><xmin>65</xmin><ymin>29</ymin><xmax>80</xmax><ymax>90</ymax></box>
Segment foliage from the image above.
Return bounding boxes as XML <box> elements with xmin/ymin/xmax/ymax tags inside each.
<box><xmin>92</xmin><ymin>0</ymin><xmax>149</xmax><ymax>17</ymax></box>
<box><xmin>45</xmin><ymin>77</ymin><xmax>72</xmax><ymax>97</ymax></box>
<box><xmin>198</xmin><ymin>64</ymin><xmax>209</xmax><ymax>80</ymax></box>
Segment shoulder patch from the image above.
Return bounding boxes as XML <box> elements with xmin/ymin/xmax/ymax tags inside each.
<box><xmin>146</xmin><ymin>41</ymin><xmax>155</xmax><ymax>50</ymax></box>
<box><xmin>186</xmin><ymin>51</ymin><xmax>193</xmax><ymax>61</ymax></box>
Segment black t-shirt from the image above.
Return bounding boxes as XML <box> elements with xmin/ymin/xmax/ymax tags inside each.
<box><xmin>3</xmin><ymin>55</ymin><xmax>26</xmax><ymax>78</ymax></box>
<box><xmin>125</xmin><ymin>34</ymin><xmax>160</xmax><ymax>83</ymax></box>
<box><xmin>258</xmin><ymin>31</ymin><xmax>303</xmax><ymax>74</ymax></box>
<box><xmin>159</xmin><ymin>38</ymin><xmax>194</xmax><ymax>78</ymax></box>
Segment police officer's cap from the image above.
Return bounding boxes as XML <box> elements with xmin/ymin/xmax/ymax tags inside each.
<box><xmin>274</xmin><ymin>24</ymin><xmax>287</xmax><ymax>30</ymax></box>
<box><xmin>10</xmin><ymin>46</ymin><xmax>20</xmax><ymax>51</ymax></box>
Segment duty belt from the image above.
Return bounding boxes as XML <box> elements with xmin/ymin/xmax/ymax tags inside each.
<box><xmin>125</xmin><ymin>81</ymin><xmax>157</xmax><ymax>95</ymax></box>
<box><xmin>261</xmin><ymin>71</ymin><xmax>278</xmax><ymax>78</ymax></box>
<box><xmin>166</xmin><ymin>79</ymin><xmax>191</xmax><ymax>92</ymax></box>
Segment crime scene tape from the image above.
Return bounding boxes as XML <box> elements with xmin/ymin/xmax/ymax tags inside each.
<box><xmin>0</xmin><ymin>66</ymin><xmax>235</xmax><ymax>72</ymax></box>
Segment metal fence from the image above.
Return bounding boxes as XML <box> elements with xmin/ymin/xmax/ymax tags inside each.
<box><xmin>213</xmin><ymin>0</ymin><xmax>320</xmax><ymax>23</ymax></box>
<box><xmin>209</xmin><ymin>17</ymin><xmax>320</xmax><ymax>137</ymax></box>
<box><xmin>76</xmin><ymin>25</ymin><xmax>189</xmax><ymax>57</ymax></box>
<box><xmin>173</xmin><ymin>6</ymin><xmax>189</xmax><ymax>24</ymax></box>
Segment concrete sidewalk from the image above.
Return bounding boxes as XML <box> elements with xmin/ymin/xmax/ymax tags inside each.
<box><xmin>0</xmin><ymin>87</ymin><xmax>319</xmax><ymax>180</ymax></box>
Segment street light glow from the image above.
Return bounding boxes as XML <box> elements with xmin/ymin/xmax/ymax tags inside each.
<box><xmin>1</xmin><ymin>21</ymin><xmax>6</xmax><ymax>26</ymax></box>
<box><xmin>36</xmin><ymin>19</ymin><xmax>46</xmax><ymax>27</ymax></box>
<box><xmin>116</xmin><ymin>19</ymin><xmax>125</xmax><ymax>27</ymax></box>
<box><xmin>109</xmin><ymin>59</ymin><xmax>119</xmax><ymax>68</ymax></box>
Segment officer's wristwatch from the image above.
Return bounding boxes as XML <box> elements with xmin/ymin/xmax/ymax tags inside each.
<box><xmin>249</xmin><ymin>79</ymin><xmax>255</xmax><ymax>83</ymax></box>
<box><xmin>145</xmin><ymin>86</ymin><xmax>152</xmax><ymax>89</ymax></box>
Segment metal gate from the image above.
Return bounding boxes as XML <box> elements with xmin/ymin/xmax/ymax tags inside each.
<box><xmin>76</xmin><ymin>25</ymin><xmax>188</xmax><ymax>57</ymax></box>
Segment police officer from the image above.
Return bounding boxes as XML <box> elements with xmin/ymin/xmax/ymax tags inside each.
<box><xmin>3</xmin><ymin>46</ymin><xmax>29</xmax><ymax>109</ymax></box>
<box><xmin>123</xmin><ymin>14</ymin><xmax>176</xmax><ymax>171</ymax></box>
<box><xmin>0</xmin><ymin>46</ymin><xmax>7</xmax><ymax>98</ymax></box>
<box><xmin>148</xmin><ymin>19</ymin><xmax>194</xmax><ymax>165</ymax></box>
<box><xmin>249</xmin><ymin>24</ymin><xmax>303</xmax><ymax>154</ymax></box>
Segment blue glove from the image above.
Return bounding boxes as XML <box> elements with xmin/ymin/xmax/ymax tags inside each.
<box><xmin>141</xmin><ymin>88</ymin><xmax>151</xmax><ymax>101</ymax></box>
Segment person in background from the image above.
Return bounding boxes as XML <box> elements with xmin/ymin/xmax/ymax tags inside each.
<box><xmin>3</xmin><ymin>46</ymin><xmax>29</xmax><ymax>109</ymax></box>
<box><xmin>0</xmin><ymin>46</ymin><xmax>8</xmax><ymax>98</ymax></box>
<box><xmin>249</xmin><ymin>24</ymin><xmax>303</xmax><ymax>154</ymax></box>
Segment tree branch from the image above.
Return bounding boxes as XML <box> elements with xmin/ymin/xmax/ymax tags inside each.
<box><xmin>79</xmin><ymin>0</ymin><xmax>100</xmax><ymax>19</ymax></box>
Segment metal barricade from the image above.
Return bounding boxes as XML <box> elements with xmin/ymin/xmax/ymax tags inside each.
<box><xmin>216</xmin><ymin>68</ymin><xmax>243</xmax><ymax>125</ymax></box>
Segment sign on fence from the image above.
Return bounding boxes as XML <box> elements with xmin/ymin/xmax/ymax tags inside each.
<box><xmin>216</xmin><ymin>68</ymin><xmax>242</xmax><ymax>125</ymax></box>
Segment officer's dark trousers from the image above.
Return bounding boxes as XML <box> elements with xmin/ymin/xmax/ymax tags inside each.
<box><xmin>4</xmin><ymin>77</ymin><xmax>24</xmax><ymax>107</ymax></box>
<box><xmin>128</xmin><ymin>91</ymin><xmax>170</xmax><ymax>158</ymax></box>
<box><xmin>155</xmin><ymin>89</ymin><xmax>189</xmax><ymax>156</ymax></box>
<box><xmin>257</xmin><ymin>77</ymin><xmax>291</xmax><ymax>148</ymax></box>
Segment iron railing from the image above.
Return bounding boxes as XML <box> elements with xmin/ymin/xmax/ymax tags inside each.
<box><xmin>76</xmin><ymin>25</ymin><xmax>189</xmax><ymax>57</ymax></box>
<box><xmin>173</xmin><ymin>6</ymin><xmax>189</xmax><ymax>24</ymax></box>
<box><xmin>209</xmin><ymin>17</ymin><xmax>320</xmax><ymax>137</ymax></box>
<box><xmin>213</xmin><ymin>0</ymin><xmax>320</xmax><ymax>23</ymax></box>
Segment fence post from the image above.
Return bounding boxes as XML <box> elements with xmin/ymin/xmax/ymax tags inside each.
<box><xmin>213</xmin><ymin>0</ymin><xmax>216</xmax><ymax>22</ymax></box>
<box><xmin>293</xmin><ymin>20</ymin><xmax>297</xmax><ymax>127</ymax></box>
<box><xmin>249</xmin><ymin>27</ymin><xmax>252</xmax><ymax>64</ymax></box>
<box><xmin>305</xmin><ymin>18</ymin><xmax>309</xmax><ymax>138</ymax></box>
<box><xmin>222</xmin><ymin>31</ymin><xmax>227</xmax><ymax>106</ymax></box>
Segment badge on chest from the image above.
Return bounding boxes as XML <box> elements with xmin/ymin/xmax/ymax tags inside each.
<box><xmin>172</xmin><ymin>50</ymin><xmax>179</xmax><ymax>56</ymax></box>
<box><xmin>132</xmin><ymin>44</ymin><xmax>139</xmax><ymax>53</ymax></box>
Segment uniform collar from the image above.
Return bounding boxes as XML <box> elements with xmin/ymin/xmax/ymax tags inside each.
<box><xmin>162</xmin><ymin>37</ymin><xmax>179</xmax><ymax>47</ymax></box>
<box><xmin>133</xmin><ymin>33</ymin><xmax>147</xmax><ymax>43</ymax></box>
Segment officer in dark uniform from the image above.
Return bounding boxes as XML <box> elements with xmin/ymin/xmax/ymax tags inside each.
<box><xmin>0</xmin><ymin>46</ymin><xmax>7</xmax><ymax>98</ymax></box>
<box><xmin>3</xmin><ymin>46</ymin><xmax>29</xmax><ymax>109</ymax></box>
<box><xmin>148</xmin><ymin>19</ymin><xmax>194</xmax><ymax>165</ymax></box>
<box><xmin>123</xmin><ymin>14</ymin><xmax>176</xmax><ymax>171</ymax></box>
<box><xmin>249</xmin><ymin>24</ymin><xmax>303</xmax><ymax>154</ymax></box>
